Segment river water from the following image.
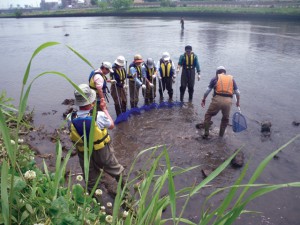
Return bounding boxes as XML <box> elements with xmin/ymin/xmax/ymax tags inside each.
<box><xmin>1</xmin><ymin>17</ymin><xmax>300</xmax><ymax>224</ymax></box>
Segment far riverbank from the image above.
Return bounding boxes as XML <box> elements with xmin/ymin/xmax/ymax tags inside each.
<box><xmin>1</xmin><ymin>3</ymin><xmax>300</xmax><ymax>21</ymax></box>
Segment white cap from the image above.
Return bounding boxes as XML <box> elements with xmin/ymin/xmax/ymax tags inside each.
<box><xmin>114</xmin><ymin>56</ymin><xmax>125</xmax><ymax>67</ymax></box>
<box><xmin>162</xmin><ymin>52</ymin><xmax>170</xmax><ymax>61</ymax></box>
<box><xmin>216</xmin><ymin>66</ymin><xmax>226</xmax><ymax>71</ymax></box>
<box><xmin>146</xmin><ymin>58</ymin><xmax>154</xmax><ymax>68</ymax></box>
<box><xmin>74</xmin><ymin>84</ymin><xmax>96</xmax><ymax>107</ymax></box>
<box><xmin>102</xmin><ymin>62</ymin><xmax>114</xmax><ymax>73</ymax></box>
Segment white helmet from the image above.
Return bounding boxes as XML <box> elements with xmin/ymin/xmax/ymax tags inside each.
<box><xmin>162</xmin><ymin>52</ymin><xmax>170</xmax><ymax>61</ymax></box>
<box><xmin>101</xmin><ymin>61</ymin><xmax>114</xmax><ymax>73</ymax></box>
<box><xmin>114</xmin><ymin>55</ymin><xmax>125</xmax><ymax>67</ymax></box>
<box><xmin>146</xmin><ymin>58</ymin><xmax>154</xmax><ymax>68</ymax></box>
<box><xmin>216</xmin><ymin>66</ymin><xmax>226</xmax><ymax>72</ymax></box>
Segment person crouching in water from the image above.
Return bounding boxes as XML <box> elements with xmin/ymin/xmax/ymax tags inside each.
<box><xmin>110</xmin><ymin>56</ymin><xmax>128</xmax><ymax>116</ymax></box>
<box><xmin>143</xmin><ymin>58</ymin><xmax>157</xmax><ymax>105</ymax></box>
<box><xmin>201</xmin><ymin>66</ymin><xmax>240</xmax><ymax>139</ymax></box>
<box><xmin>68</xmin><ymin>84</ymin><xmax>126</xmax><ymax>193</ymax></box>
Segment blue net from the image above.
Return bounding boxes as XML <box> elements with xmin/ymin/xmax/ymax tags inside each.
<box><xmin>232</xmin><ymin>112</ymin><xmax>247</xmax><ymax>132</ymax></box>
<box><xmin>114</xmin><ymin>111</ymin><xmax>130</xmax><ymax>125</ymax></box>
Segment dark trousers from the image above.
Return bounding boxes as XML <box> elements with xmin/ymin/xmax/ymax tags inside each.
<box><xmin>159</xmin><ymin>77</ymin><xmax>173</xmax><ymax>99</ymax></box>
<box><xmin>111</xmin><ymin>84</ymin><xmax>127</xmax><ymax>116</ymax></box>
<box><xmin>180</xmin><ymin>69</ymin><xmax>195</xmax><ymax>100</ymax></box>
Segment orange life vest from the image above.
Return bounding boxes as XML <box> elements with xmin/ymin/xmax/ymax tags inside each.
<box><xmin>215</xmin><ymin>74</ymin><xmax>234</xmax><ymax>97</ymax></box>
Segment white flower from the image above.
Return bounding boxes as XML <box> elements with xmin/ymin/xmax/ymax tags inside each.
<box><xmin>76</xmin><ymin>175</ymin><xmax>83</xmax><ymax>181</ymax></box>
<box><xmin>106</xmin><ymin>202</ymin><xmax>112</xmax><ymax>208</ymax></box>
<box><xmin>100</xmin><ymin>206</ymin><xmax>105</xmax><ymax>211</ymax></box>
<box><xmin>85</xmin><ymin>192</ymin><xmax>89</xmax><ymax>196</ymax></box>
<box><xmin>24</xmin><ymin>170</ymin><xmax>36</xmax><ymax>180</ymax></box>
<box><xmin>95</xmin><ymin>189</ymin><xmax>103</xmax><ymax>196</ymax></box>
<box><xmin>101</xmin><ymin>211</ymin><xmax>106</xmax><ymax>215</ymax></box>
<box><xmin>105</xmin><ymin>215</ymin><xmax>113</xmax><ymax>223</ymax></box>
<box><xmin>30</xmin><ymin>156</ymin><xmax>35</xmax><ymax>161</ymax></box>
<box><xmin>18</xmin><ymin>138</ymin><xmax>24</xmax><ymax>144</ymax></box>
<box><xmin>122</xmin><ymin>210</ymin><xmax>129</xmax><ymax>218</ymax></box>
<box><xmin>10</xmin><ymin>140</ymin><xmax>15</xmax><ymax>145</ymax></box>
<box><xmin>33</xmin><ymin>223</ymin><xmax>44</xmax><ymax>225</ymax></box>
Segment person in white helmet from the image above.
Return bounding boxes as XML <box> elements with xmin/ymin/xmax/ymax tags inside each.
<box><xmin>110</xmin><ymin>56</ymin><xmax>128</xmax><ymax>116</ymax></box>
<box><xmin>88</xmin><ymin>61</ymin><xmax>114</xmax><ymax>110</ymax></box>
<box><xmin>200</xmin><ymin>66</ymin><xmax>240</xmax><ymax>139</ymax></box>
<box><xmin>156</xmin><ymin>52</ymin><xmax>176</xmax><ymax>101</ymax></box>
<box><xmin>143</xmin><ymin>58</ymin><xmax>158</xmax><ymax>105</ymax></box>
<box><xmin>128</xmin><ymin>54</ymin><xmax>146</xmax><ymax>108</ymax></box>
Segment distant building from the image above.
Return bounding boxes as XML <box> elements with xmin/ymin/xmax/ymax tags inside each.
<box><xmin>41</xmin><ymin>0</ymin><xmax>59</xmax><ymax>9</ymax></box>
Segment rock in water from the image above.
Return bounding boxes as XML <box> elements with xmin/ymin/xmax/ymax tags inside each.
<box><xmin>231</xmin><ymin>151</ymin><xmax>244</xmax><ymax>168</ymax></box>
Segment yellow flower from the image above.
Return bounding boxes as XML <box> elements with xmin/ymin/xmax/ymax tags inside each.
<box><xmin>95</xmin><ymin>189</ymin><xmax>103</xmax><ymax>196</ymax></box>
<box><xmin>105</xmin><ymin>215</ymin><xmax>113</xmax><ymax>223</ymax></box>
<box><xmin>24</xmin><ymin>170</ymin><xmax>36</xmax><ymax>180</ymax></box>
<box><xmin>76</xmin><ymin>175</ymin><xmax>83</xmax><ymax>181</ymax></box>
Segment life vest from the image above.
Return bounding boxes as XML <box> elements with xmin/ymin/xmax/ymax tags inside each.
<box><xmin>113</xmin><ymin>67</ymin><xmax>126</xmax><ymax>87</ymax></box>
<box><xmin>183</xmin><ymin>52</ymin><xmax>195</xmax><ymax>70</ymax></box>
<box><xmin>145</xmin><ymin>65</ymin><xmax>156</xmax><ymax>81</ymax></box>
<box><xmin>159</xmin><ymin>59</ymin><xmax>173</xmax><ymax>78</ymax></box>
<box><xmin>128</xmin><ymin>62</ymin><xmax>142</xmax><ymax>81</ymax></box>
<box><xmin>215</xmin><ymin>74</ymin><xmax>234</xmax><ymax>97</ymax></box>
<box><xmin>89</xmin><ymin>70</ymin><xmax>108</xmax><ymax>94</ymax></box>
<box><xmin>69</xmin><ymin>111</ymin><xmax>110</xmax><ymax>152</ymax></box>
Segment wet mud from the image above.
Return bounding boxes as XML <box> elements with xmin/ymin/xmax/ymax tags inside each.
<box><xmin>26</xmin><ymin>100</ymin><xmax>244</xmax><ymax>220</ymax></box>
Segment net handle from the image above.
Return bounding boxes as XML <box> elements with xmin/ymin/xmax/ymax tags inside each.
<box><xmin>234</xmin><ymin>94</ymin><xmax>241</xmax><ymax>113</ymax></box>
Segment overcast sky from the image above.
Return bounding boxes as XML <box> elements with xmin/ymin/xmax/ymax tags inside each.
<box><xmin>0</xmin><ymin>0</ymin><xmax>60</xmax><ymax>9</ymax></box>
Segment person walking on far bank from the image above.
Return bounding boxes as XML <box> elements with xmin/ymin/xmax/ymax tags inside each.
<box><xmin>68</xmin><ymin>84</ymin><xmax>125</xmax><ymax>193</ymax></box>
<box><xmin>180</xmin><ymin>17</ymin><xmax>184</xmax><ymax>30</ymax></box>
<box><xmin>110</xmin><ymin>56</ymin><xmax>127</xmax><ymax>116</ymax></box>
<box><xmin>177</xmin><ymin>45</ymin><xmax>201</xmax><ymax>102</ymax></box>
<box><xmin>157</xmin><ymin>52</ymin><xmax>176</xmax><ymax>101</ymax></box>
<box><xmin>201</xmin><ymin>66</ymin><xmax>240</xmax><ymax>139</ymax></box>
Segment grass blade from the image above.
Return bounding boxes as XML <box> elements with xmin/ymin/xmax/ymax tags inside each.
<box><xmin>1</xmin><ymin>160</ymin><xmax>9</xmax><ymax>225</ymax></box>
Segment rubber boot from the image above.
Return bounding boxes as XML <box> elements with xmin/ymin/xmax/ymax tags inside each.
<box><xmin>115</xmin><ymin>105</ymin><xmax>121</xmax><ymax>117</ymax></box>
<box><xmin>188</xmin><ymin>93</ymin><xmax>193</xmax><ymax>102</ymax></box>
<box><xmin>219</xmin><ymin>126</ymin><xmax>227</xmax><ymax>137</ymax></box>
<box><xmin>180</xmin><ymin>93</ymin><xmax>184</xmax><ymax>102</ymax></box>
<box><xmin>130</xmin><ymin>101</ymin><xmax>134</xmax><ymax>109</ymax></box>
<box><xmin>169</xmin><ymin>93</ymin><xmax>173</xmax><ymax>102</ymax></box>
<box><xmin>202</xmin><ymin>122</ymin><xmax>210</xmax><ymax>139</ymax></box>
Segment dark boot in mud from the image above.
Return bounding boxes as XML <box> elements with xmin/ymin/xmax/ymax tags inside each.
<box><xmin>219</xmin><ymin>125</ymin><xmax>227</xmax><ymax>137</ymax></box>
<box><xmin>202</xmin><ymin>122</ymin><xmax>210</xmax><ymax>139</ymax></box>
<box><xmin>180</xmin><ymin>93</ymin><xmax>184</xmax><ymax>102</ymax></box>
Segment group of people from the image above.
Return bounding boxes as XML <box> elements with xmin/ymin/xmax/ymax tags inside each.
<box><xmin>86</xmin><ymin>45</ymin><xmax>202</xmax><ymax>117</ymax></box>
<box><xmin>67</xmin><ymin>44</ymin><xmax>241</xmax><ymax>198</ymax></box>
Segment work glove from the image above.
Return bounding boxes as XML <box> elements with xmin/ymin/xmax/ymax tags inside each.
<box><xmin>142</xmin><ymin>84</ymin><xmax>146</xmax><ymax>89</ymax></box>
<box><xmin>152</xmin><ymin>74</ymin><xmax>156</xmax><ymax>79</ymax></box>
<box><xmin>197</xmin><ymin>72</ymin><xmax>201</xmax><ymax>81</ymax></box>
<box><xmin>149</xmin><ymin>83</ymin><xmax>154</xmax><ymax>88</ymax></box>
<box><xmin>110</xmin><ymin>79</ymin><xmax>116</xmax><ymax>84</ymax></box>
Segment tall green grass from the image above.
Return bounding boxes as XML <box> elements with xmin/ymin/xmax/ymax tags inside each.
<box><xmin>0</xmin><ymin>42</ymin><xmax>299</xmax><ymax>224</ymax></box>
